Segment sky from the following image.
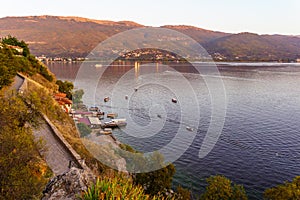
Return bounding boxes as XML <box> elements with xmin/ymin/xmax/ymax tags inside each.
<box><xmin>1</xmin><ymin>0</ymin><xmax>299</xmax><ymax>35</ymax></box>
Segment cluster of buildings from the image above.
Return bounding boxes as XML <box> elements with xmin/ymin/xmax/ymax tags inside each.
<box><xmin>71</xmin><ymin>110</ymin><xmax>102</xmax><ymax>129</ymax></box>
<box><xmin>0</xmin><ymin>43</ymin><xmax>24</xmax><ymax>54</ymax></box>
<box><xmin>120</xmin><ymin>49</ymin><xmax>181</xmax><ymax>61</ymax></box>
<box><xmin>53</xmin><ymin>93</ymin><xmax>105</xmax><ymax>131</ymax></box>
<box><xmin>36</xmin><ymin>56</ymin><xmax>85</xmax><ymax>63</ymax></box>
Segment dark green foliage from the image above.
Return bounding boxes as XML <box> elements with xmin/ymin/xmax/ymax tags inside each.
<box><xmin>200</xmin><ymin>175</ymin><xmax>248</xmax><ymax>200</ymax></box>
<box><xmin>2</xmin><ymin>35</ymin><xmax>30</xmax><ymax>57</ymax></box>
<box><xmin>39</xmin><ymin>65</ymin><xmax>54</xmax><ymax>81</ymax></box>
<box><xmin>119</xmin><ymin>145</ymin><xmax>189</xmax><ymax>198</ymax></box>
<box><xmin>56</xmin><ymin>80</ymin><xmax>74</xmax><ymax>99</ymax></box>
<box><xmin>133</xmin><ymin>152</ymin><xmax>176</xmax><ymax>197</ymax></box>
<box><xmin>77</xmin><ymin>122</ymin><xmax>92</xmax><ymax>137</ymax></box>
<box><xmin>0</xmin><ymin>47</ymin><xmax>17</xmax><ymax>88</ymax></box>
<box><xmin>264</xmin><ymin>176</ymin><xmax>300</xmax><ymax>200</ymax></box>
<box><xmin>0</xmin><ymin>36</ymin><xmax>54</xmax><ymax>89</ymax></box>
<box><xmin>0</xmin><ymin>64</ymin><xmax>14</xmax><ymax>88</ymax></box>
<box><xmin>72</xmin><ymin>89</ymin><xmax>84</xmax><ymax>104</ymax></box>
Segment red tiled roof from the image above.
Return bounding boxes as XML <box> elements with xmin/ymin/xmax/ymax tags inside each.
<box><xmin>55</xmin><ymin>93</ymin><xmax>67</xmax><ymax>98</ymax></box>
<box><xmin>78</xmin><ymin>118</ymin><xmax>91</xmax><ymax>126</ymax></box>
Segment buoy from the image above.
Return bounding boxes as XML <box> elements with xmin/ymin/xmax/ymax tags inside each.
<box><xmin>104</xmin><ymin>97</ymin><xmax>110</xmax><ymax>102</ymax></box>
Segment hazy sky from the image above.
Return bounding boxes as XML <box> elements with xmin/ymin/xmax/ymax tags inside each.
<box><xmin>1</xmin><ymin>0</ymin><xmax>299</xmax><ymax>35</ymax></box>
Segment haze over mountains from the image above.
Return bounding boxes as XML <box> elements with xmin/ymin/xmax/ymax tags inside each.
<box><xmin>1</xmin><ymin>15</ymin><xmax>300</xmax><ymax>61</ymax></box>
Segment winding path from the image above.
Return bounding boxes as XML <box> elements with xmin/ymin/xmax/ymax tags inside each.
<box><xmin>13</xmin><ymin>73</ymin><xmax>86</xmax><ymax>175</ymax></box>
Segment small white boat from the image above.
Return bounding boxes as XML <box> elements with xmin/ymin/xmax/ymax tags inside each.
<box><xmin>100</xmin><ymin>128</ymin><xmax>112</xmax><ymax>135</ymax></box>
<box><xmin>101</xmin><ymin>119</ymin><xmax>127</xmax><ymax>128</ymax></box>
<box><xmin>172</xmin><ymin>98</ymin><xmax>177</xmax><ymax>103</ymax></box>
<box><xmin>95</xmin><ymin>64</ymin><xmax>103</xmax><ymax>68</ymax></box>
<box><xmin>186</xmin><ymin>126</ymin><xmax>194</xmax><ymax>132</ymax></box>
<box><xmin>107</xmin><ymin>113</ymin><xmax>118</xmax><ymax>118</ymax></box>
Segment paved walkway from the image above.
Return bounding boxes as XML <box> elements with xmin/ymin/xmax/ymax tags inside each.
<box><xmin>33</xmin><ymin>121</ymin><xmax>79</xmax><ymax>175</ymax></box>
<box><xmin>12</xmin><ymin>74</ymin><xmax>25</xmax><ymax>91</ymax></box>
<box><xmin>12</xmin><ymin>74</ymin><xmax>85</xmax><ymax>175</ymax></box>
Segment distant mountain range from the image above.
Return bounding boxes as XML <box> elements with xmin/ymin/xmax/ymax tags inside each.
<box><xmin>1</xmin><ymin>15</ymin><xmax>300</xmax><ymax>61</ymax></box>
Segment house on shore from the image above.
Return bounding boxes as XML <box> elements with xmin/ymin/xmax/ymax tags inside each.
<box><xmin>54</xmin><ymin>93</ymin><xmax>73</xmax><ymax>113</ymax></box>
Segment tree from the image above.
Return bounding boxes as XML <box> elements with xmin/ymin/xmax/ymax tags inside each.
<box><xmin>76</xmin><ymin>123</ymin><xmax>92</xmax><ymax>137</ymax></box>
<box><xmin>264</xmin><ymin>176</ymin><xmax>300</xmax><ymax>200</ymax></box>
<box><xmin>73</xmin><ymin>89</ymin><xmax>84</xmax><ymax>104</ymax></box>
<box><xmin>0</xmin><ymin>65</ymin><xmax>14</xmax><ymax>88</ymax></box>
<box><xmin>1</xmin><ymin>35</ymin><xmax>30</xmax><ymax>57</ymax></box>
<box><xmin>56</xmin><ymin>80</ymin><xmax>74</xmax><ymax>99</ymax></box>
<box><xmin>133</xmin><ymin>152</ymin><xmax>176</xmax><ymax>196</ymax></box>
<box><xmin>200</xmin><ymin>175</ymin><xmax>248</xmax><ymax>200</ymax></box>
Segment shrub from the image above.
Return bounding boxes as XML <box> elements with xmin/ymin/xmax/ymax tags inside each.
<box><xmin>200</xmin><ymin>175</ymin><xmax>248</xmax><ymax>200</ymax></box>
<box><xmin>80</xmin><ymin>176</ymin><xmax>152</xmax><ymax>200</ymax></box>
<box><xmin>264</xmin><ymin>176</ymin><xmax>300</xmax><ymax>200</ymax></box>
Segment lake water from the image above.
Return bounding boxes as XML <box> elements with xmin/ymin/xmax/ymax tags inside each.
<box><xmin>48</xmin><ymin>61</ymin><xmax>300</xmax><ymax>199</ymax></box>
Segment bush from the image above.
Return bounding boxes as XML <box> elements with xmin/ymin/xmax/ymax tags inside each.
<box><xmin>264</xmin><ymin>176</ymin><xmax>300</xmax><ymax>200</ymax></box>
<box><xmin>56</xmin><ymin>80</ymin><xmax>74</xmax><ymax>99</ymax></box>
<box><xmin>80</xmin><ymin>176</ymin><xmax>152</xmax><ymax>200</ymax></box>
<box><xmin>200</xmin><ymin>175</ymin><xmax>248</xmax><ymax>200</ymax></box>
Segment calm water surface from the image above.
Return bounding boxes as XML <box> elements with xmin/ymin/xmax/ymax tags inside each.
<box><xmin>48</xmin><ymin>62</ymin><xmax>300</xmax><ymax>199</ymax></box>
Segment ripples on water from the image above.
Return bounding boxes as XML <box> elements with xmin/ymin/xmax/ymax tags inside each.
<box><xmin>48</xmin><ymin>62</ymin><xmax>300</xmax><ymax>199</ymax></box>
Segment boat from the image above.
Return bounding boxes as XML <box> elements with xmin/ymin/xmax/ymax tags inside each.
<box><xmin>89</xmin><ymin>106</ymin><xmax>99</xmax><ymax>112</ymax></box>
<box><xmin>95</xmin><ymin>64</ymin><xmax>103</xmax><ymax>68</ymax></box>
<box><xmin>104</xmin><ymin>97</ymin><xmax>110</xmax><ymax>102</ymax></box>
<box><xmin>172</xmin><ymin>98</ymin><xmax>177</xmax><ymax>103</ymax></box>
<box><xmin>107</xmin><ymin>113</ymin><xmax>118</xmax><ymax>118</ymax></box>
<box><xmin>101</xmin><ymin>119</ymin><xmax>127</xmax><ymax>128</ymax></box>
<box><xmin>101</xmin><ymin>121</ymin><xmax>117</xmax><ymax>129</ymax></box>
<box><xmin>186</xmin><ymin>126</ymin><xmax>194</xmax><ymax>132</ymax></box>
<box><xmin>111</xmin><ymin>119</ymin><xmax>127</xmax><ymax>126</ymax></box>
<box><xmin>99</xmin><ymin>128</ymin><xmax>112</xmax><ymax>135</ymax></box>
<box><xmin>97</xmin><ymin>111</ymin><xmax>105</xmax><ymax>119</ymax></box>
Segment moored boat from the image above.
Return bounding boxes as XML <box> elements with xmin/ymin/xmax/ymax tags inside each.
<box><xmin>99</xmin><ymin>128</ymin><xmax>113</xmax><ymax>135</ymax></box>
<box><xmin>104</xmin><ymin>97</ymin><xmax>110</xmax><ymax>102</ymax></box>
<box><xmin>107</xmin><ymin>113</ymin><xmax>118</xmax><ymax>118</ymax></box>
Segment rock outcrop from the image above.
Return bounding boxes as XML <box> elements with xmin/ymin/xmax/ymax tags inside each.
<box><xmin>42</xmin><ymin>167</ymin><xmax>96</xmax><ymax>200</ymax></box>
